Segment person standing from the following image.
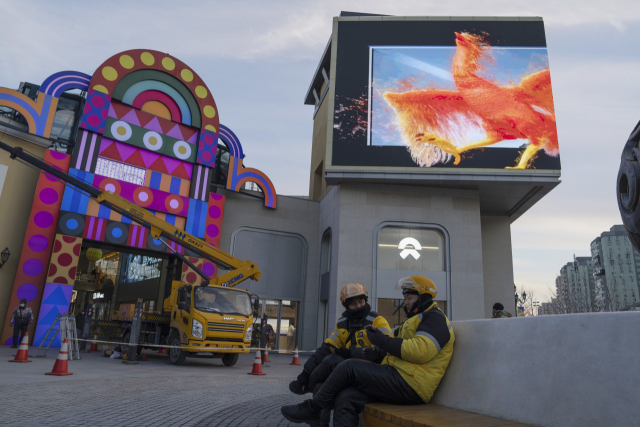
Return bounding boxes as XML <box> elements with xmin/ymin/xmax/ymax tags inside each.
<box><xmin>492</xmin><ymin>303</ymin><xmax>512</xmax><ymax>318</ymax></box>
<box><xmin>10</xmin><ymin>299</ymin><xmax>33</xmax><ymax>348</ymax></box>
<box><xmin>287</xmin><ymin>324</ymin><xmax>296</xmax><ymax>352</ymax></box>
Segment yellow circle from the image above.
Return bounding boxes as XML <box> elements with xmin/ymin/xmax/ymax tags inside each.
<box><xmin>195</xmin><ymin>86</ymin><xmax>207</xmax><ymax>99</ymax></box>
<box><xmin>180</xmin><ymin>69</ymin><xmax>194</xmax><ymax>82</ymax></box>
<box><xmin>178</xmin><ymin>146</ymin><xmax>187</xmax><ymax>155</ymax></box>
<box><xmin>148</xmin><ymin>136</ymin><xmax>158</xmax><ymax>146</ymax></box>
<box><xmin>162</xmin><ymin>57</ymin><xmax>175</xmax><ymax>71</ymax></box>
<box><xmin>93</xmin><ymin>85</ymin><xmax>109</xmax><ymax>94</ymax></box>
<box><xmin>119</xmin><ymin>55</ymin><xmax>134</xmax><ymax>69</ymax></box>
<box><xmin>140</xmin><ymin>52</ymin><xmax>155</xmax><ymax>66</ymax></box>
<box><xmin>102</xmin><ymin>66</ymin><xmax>118</xmax><ymax>81</ymax></box>
<box><xmin>203</xmin><ymin>105</ymin><xmax>216</xmax><ymax>118</ymax></box>
<box><xmin>205</xmin><ymin>125</ymin><xmax>217</xmax><ymax>133</ymax></box>
<box><xmin>117</xmin><ymin>126</ymin><xmax>127</xmax><ymax>136</ymax></box>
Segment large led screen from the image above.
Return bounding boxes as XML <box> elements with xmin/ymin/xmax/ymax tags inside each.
<box><xmin>332</xmin><ymin>20</ymin><xmax>560</xmax><ymax>170</ymax></box>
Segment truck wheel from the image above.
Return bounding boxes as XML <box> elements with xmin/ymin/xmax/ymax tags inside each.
<box><xmin>168</xmin><ymin>331</ymin><xmax>187</xmax><ymax>365</ymax></box>
<box><xmin>122</xmin><ymin>331</ymin><xmax>142</xmax><ymax>358</ymax></box>
<box><xmin>221</xmin><ymin>353</ymin><xmax>239</xmax><ymax>367</ymax></box>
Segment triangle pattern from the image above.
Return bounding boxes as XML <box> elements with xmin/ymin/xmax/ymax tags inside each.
<box><xmin>158</xmin><ymin>118</ymin><xmax>175</xmax><ymax>135</ymax></box>
<box><xmin>99</xmin><ymin>141</ymin><xmax>123</xmax><ymax>161</ymax></box>
<box><xmin>124</xmin><ymin>150</ymin><xmax>146</xmax><ymax>168</ymax></box>
<box><xmin>186</xmin><ymin>130</ymin><xmax>198</xmax><ymax>144</ymax></box>
<box><xmin>107</xmin><ymin>103</ymin><xmax>117</xmax><ymax>119</ymax></box>
<box><xmin>166</xmin><ymin>124</ymin><xmax>185</xmax><ymax>141</ymax></box>
<box><xmin>139</xmin><ymin>149</ymin><xmax>160</xmax><ymax>167</ymax></box>
<box><xmin>43</xmin><ymin>285</ymin><xmax>69</xmax><ymax>305</ymax></box>
<box><xmin>148</xmin><ymin>157</ymin><xmax>169</xmax><ymax>174</ymax></box>
<box><xmin>116</xmin><ymin>142</ymin><xmax>137</xmax><ymax>162</ymax></box>
<box><xmin>39</xmin><ymin>305</ymin><xmax>64</xmax><ymax>325</ymax></box>
<box><xmin>121</xmin><ymin>109</ymin><xmax>141</xmax><ymax>127</ymax></box>
<box><xmin>111</xmin><ymin>102</ymin><xmax>132</xmax><ymax>120</ymax></box>
<box><xmin>143</xmin><ymin>117</ymin><xmax>164</xmax><ymax>134</ymax></box>
<box><xmin>171</xmin><ymin>163</ymin><xmax>191</xmax><ymax>180</ymax></box>
<box><xmin>163</xmin><ymin>156</ymin><xmax>181</xmax><ymax>175</ymax></box>
<box><xmin>98</xmin><ymin>138</ymin><xmax>114</xmax><ymax>154</ymax></box>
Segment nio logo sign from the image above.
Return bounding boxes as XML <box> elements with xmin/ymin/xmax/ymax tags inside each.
<box><xmin>398</xmin><ymin>237</ymin><xmax>422</xmax><ymax>260</ymax></box>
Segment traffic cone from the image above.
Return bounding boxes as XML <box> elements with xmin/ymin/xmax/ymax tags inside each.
<box><xmin>263</xmin><ymin>347</ymin><xmax>271</xmax><ymax>362</ymax></box>
<box><xmin>88</xmin><ymin>334</ymin><xmax>98</xmax><ymax>352</ymax></box>
<box><xmin>291</xmin><ymin>346</ymin><xmax>301</xmax><ymax>366</ymax></box>
<box><xmin>9</xmin><ymin>333</ymin><xmax>32</xmax><ymax>363</ymax></box>
<box><xmin>45</xmin><ymin>338</ymin><xmax>73</xmax><ymax>376</ymax></box>
<box><xmin>158</xmin><ymin>347</ymin><xmax>166</xmax><ymax>354</ymax></box>
<box><xmin>248</xmin><ymin>350</ymin><xmax>266</xmax><ymax>375</ymax></box>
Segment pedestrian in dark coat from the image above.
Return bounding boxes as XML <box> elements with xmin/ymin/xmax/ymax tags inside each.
<box><xmin>10</xmin><ymin>299</ymin><xmax>33</xmax><ymax>347</ymax></box>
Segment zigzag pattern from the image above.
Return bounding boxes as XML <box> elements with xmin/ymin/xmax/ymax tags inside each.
<box><xmin>109</xmin><ymin>100</ymin><xmax>199</xmax><ymax>143</ymax></box>
<box><xmin>99</xmin><ymin>138</ymin><xmax>192</xmax><ymax>180</ymax></box>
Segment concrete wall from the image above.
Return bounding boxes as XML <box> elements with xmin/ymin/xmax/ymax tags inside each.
<box><xmin>432</xmin><ymin>312</ymin><xmax>640</xmax><ymax>427</ymax></box>
<box><xmin>219</xmin><ymin>189</ymin><xmax>320</xmax><ymax>351</ymax></box>
<box><xmin>309</xmin><ymin>81</ymin><xmax>330</xmax><ymax>201</ymax></box>
<box><xmin>326</xmin><ymin>182</ymin><xmax>485</xmax><ymax>326</ymax></box>
<box><xmin>481</xmin><ymin>215</ymin><xmax>516</xmax><ymax>318</ymax></box>
<box><xmin>0</xmin><ymin>134</ymin><xmax>46</xmax><ymax>329</ymax></box>
<box><xmin>318</xmin><ymin>186</ymin><xmax>341</xmax><ymax>346</ymax></box>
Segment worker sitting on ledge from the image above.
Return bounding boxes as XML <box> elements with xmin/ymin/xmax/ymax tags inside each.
<box><xmin>288</xmin><ymin>283</ymin><xmax>392</xmax><ymax>426</ymax></box>
<box><xmin>281</xmin><ymin>276</ymin><xmax>455</xmax><ymax>427</ymax></box>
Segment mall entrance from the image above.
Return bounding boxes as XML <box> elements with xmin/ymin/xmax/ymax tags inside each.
<box><xmin>253</xmin><ymin>299</ymin><xmax>300</xmax><ymax>353</ymax></box>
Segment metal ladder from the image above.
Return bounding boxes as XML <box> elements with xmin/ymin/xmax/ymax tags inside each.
<box><xmin>34</xmin><ymin>314</ymin><xmax>81</xmax><ymax>359</ymax></box>
<box><xmin>35</xmin><ymin>314</ymin><xmax>62</xmax><ymax>358</ymax></box>
<box><xmin>61</xmin><ymin>314</ymin><xmax>80</xmax><ymax>360</ymax></box>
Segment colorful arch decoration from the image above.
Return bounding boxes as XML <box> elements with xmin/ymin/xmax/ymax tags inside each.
<box><xmin>40</xmin><ymin>71</ymin><xmax>91</xmax><ymax>97</ymax></box>
<box><xmin>87</xmin><ymin>49</ymin><xmax>218</xmax><ymax>134</ymax></box>
<box><xmin>220</xmin><ymin>125</ymin><xmax>276</xmax><ymax>209</ymax></box>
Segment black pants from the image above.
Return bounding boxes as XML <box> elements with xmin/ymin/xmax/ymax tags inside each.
<box><xmin>12</xmin><ymin>324</ymin><xmax>28</xmax><ymax>347</ymax></box>
<box><xmin>308</xmin><ymin>354</ymin><xmax>346</xmax><ymax>426</ymax></box>
<box><xmin>314</xmin><ymin>359</ymin><xmax>423</xmax><ymax>427</ymax></box>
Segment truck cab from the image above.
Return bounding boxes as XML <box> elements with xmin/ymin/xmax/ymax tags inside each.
<box><xmin>164</xmin><ymin>282</ymin><xmax>257</xmax><ymax>365</ymax></box>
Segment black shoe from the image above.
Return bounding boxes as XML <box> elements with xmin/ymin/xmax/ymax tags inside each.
<box><xmin>10</xmin><ymin>345</ymin><xmax>17</xmax><ymax>348</ymax></box>
<box><xmin>289</xmin><ymin>380</ymin><xmax>311</xmax><ymax>395</ymax></box>
<box><xmin>281</xmin><ymin>400</ymin><xmax>321</xmax><ymax>423</ymax></box>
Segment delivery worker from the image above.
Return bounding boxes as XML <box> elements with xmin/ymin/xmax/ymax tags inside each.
<box><xmin>288</xmin><ymin>283</ymin><xmax>392</xmax><ymax>426</ymax></box>
<box><xmin>281</xmin><ymin>276</ymin><xmax>455</xmax><ymax>427</ymax></box>
<box><xmin>492</xmin><ymin>303</ymin><xmax>512</xmax><ymax>318</ymax></box>
<box><xmin>10</xmin><ymin>299</ymin><xmax>33</xmax><ymax>348</ymax></box>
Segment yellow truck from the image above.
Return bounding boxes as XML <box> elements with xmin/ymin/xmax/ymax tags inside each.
<box><xmin>1</xmin><ymin>141</ymin><xmax>261</xmax><ymax>366</ymax></box>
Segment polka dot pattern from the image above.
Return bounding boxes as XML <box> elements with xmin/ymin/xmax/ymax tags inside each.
<box><xmin>119</xmin><ymin>54</ymin><xmax>134</xmax><ymax>69</ymax></box>
<box><xmin>2</xmin><ymin>149</ymin><xmax>70</xmax><ymax>341</ymax></box>
<box><xmin>197</xmin><ymin>129</ymin><xmax>218</xmax><ymax>167</ymax></box>
<box><xmin>182</xmin><ymin>257</ymin><xmax>205</xmax><ymax>284</ymax></box>
<box><xmin>46</xmin><ymin>234</ymin><xmax>81</xmax><ymax>285</ymax></box>
<box><xmin>80</xmin><ymin>89</ymin><xmax>111</xmax><ymax>134</ymax></box>
<box><xmin>204</xmin><ymin>192</ymin><xmax>225</xmax><ymax>249</ymax></box>
<box><xmin>162</xmin><ymin>57</ymin><xmax>175</xmax><ymax>71</ymax></box>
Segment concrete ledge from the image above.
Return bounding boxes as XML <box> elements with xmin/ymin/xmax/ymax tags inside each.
<box><xmin>363</xmin><ymin>403</ymin><xmax>534</xmax><ymax>427</ymax></box>
<box><xmin>431</xmin><ymin>312</ymin><xmax>640</xmax><ymax>427</ymax></box>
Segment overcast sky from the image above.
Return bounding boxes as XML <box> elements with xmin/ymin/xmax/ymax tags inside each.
<box><xmin>1</xmin><ymin>0</ymin><xmax>639</xmax><ymax>303</ymax></box>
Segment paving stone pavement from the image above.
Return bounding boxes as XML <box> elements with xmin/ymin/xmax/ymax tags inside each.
<box><xmin>0</xmin><ymin>347</ymin><xmax>321</xmax><ymax>427</ymax></box>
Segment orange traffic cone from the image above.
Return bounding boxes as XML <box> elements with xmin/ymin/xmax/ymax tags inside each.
<box><xmin>291</xmin><ymin>346</ymin><xmax>301</xmax><ymax>366</ymax></box>
<box><xmin>45</xmin><ymin>338</ymin><xmax>73</xmax><ymax>376</ymax></box>
<box><xmin>263</xmin><ymin>347</ymin><xmax>271</xmax><ymax>362</ymax></box>
<box><xmin>9</xmin><ymin>333</ymin><xmax>32</xmax><ymax>363</ymax></box>
<box><xmin>88</xmin><ymin>334</ymin><xmax>98</xmax><ymax>352</ymax></box>
<box><xmin>248</xmin><ymin>350</ymin><xmax>266</xmax><ymax>375</ymax></box>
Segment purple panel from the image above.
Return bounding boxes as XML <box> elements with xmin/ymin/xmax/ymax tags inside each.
<box><xmin>33</xmin><ymin>283</ymin><xmax>74</xmax><ymax>348</ymax></box>
<box><xmin>80</xmin><ymin>89</ymin><xmax>111</xmax><ymax>134</ymax></box>
<box><xmin>197</xmin><ymin>130</ymin><xmax>217</xmax><ymax>167</ymax></box>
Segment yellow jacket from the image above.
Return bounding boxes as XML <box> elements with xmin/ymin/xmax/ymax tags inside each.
<box><xmin>326</xmin><ymin>311</ymin><xmax>392</xmax><ymax>349</ymax></box>
<box><xmin>382</xmin><ymin>301</ymin><xmax>454</xmax><ymax>402</ymax></box>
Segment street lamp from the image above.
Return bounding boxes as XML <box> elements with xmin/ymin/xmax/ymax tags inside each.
<box><xmin>0</xmin><ymin>248</ymin><xmax>10</xmax><ymax>268</ymax></box>
<box><xmin>515</xmin><ymin>290</ymin><xmax>528</xmax><ymax>316</ymax></box>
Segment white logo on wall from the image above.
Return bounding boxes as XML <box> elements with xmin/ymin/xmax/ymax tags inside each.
<box><xmin>398</xmin><ymin>238</ymin><xmax>421</xmax><ymax>260</ymax></box>
<box><xmin>93</xmin><ymin>292</ymin><xmax>104</xmax><ymax>299</ymax></box>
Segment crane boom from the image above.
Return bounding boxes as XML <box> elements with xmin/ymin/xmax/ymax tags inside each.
<box><xmin>0</xmin><ymin>141</ymin><xmax>261</xmax><ymax>287</ymax></box>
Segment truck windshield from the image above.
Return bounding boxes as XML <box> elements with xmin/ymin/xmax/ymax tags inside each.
<box><xmin>193</xmin><ymin>287</ymin><xmax>252</xmax><ymax>316</ymax></box>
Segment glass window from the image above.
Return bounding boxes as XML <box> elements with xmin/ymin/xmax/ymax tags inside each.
<box><xmin>194</xmin><ymin>287</ymin><xmax>251</xmax><ymax>316</ymax></box>
<box><xmin>378</xmin><ymin>226</ymin><xmax>444</xmax><ymax>271</ymax></box>
<box><xmin>281</xmin><ymin>301</ymin><xmax>299</xmax><ymax>352</ymax></box>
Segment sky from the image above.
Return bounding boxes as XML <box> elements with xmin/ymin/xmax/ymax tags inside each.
<box><xmin>1</xmin><ymin>0</ymin><xmax>639</xmax><ymax>303</ymax></box>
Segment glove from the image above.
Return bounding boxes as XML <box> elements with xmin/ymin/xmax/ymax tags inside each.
<box><xmin>297</xmin><ymin>370</ymin><xmax>310</xmax><ymax>388</ymax></box>
<box><xmin>365</xmin><ymin>325</ymin><xmax>388</xmax><ymax>347</ymax></box>
<box><xmin>366</xmin><ymin>325</ymin><xmax>403</xmax><ymax>359</ymax></box>
<box><xmin>362</xmin><ymin>346</ymin><xmax>387</xmax><ymax>364</ymax></box>
<box><xmin>334</xmin><ymin>346</ymin><xmax>351</xmax><ymax>359</ymax></box>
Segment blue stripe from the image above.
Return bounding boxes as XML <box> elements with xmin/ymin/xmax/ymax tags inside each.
<box><xmin>164</xmin><ymin>213</ymin><xmax>176</xmax><ymax>226</ymax></box>
<box><xmin>185</xmin><ymin>198</ymin><xmax>197</xmax><ymax>235</ymax></box>
<box><xmin>191</xmin><ymin>200</ymin><xmax>202</xmax><ymax>237</ymax></box>
<box><xmin>98</xmin><ymin>205</ymin><xmax>111</xmax><ymax>220</ymax></box>
<box><xmin>149</xmin><ymin>171</ymin><xmax>162</xmax><ymax>190</ymax></box>
<box><xmin>169</xmin><ymin>177</ymin><xmax>181</xmax><ymax>195</ymax></box>
<box><xmin>197</xmin><ymin>202</ymin><xmax>207</xmax><ymax>239</ymax></box>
